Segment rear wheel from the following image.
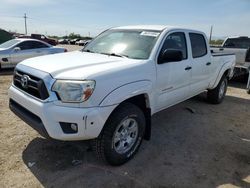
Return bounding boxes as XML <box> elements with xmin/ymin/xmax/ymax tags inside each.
<box><xmin>93</xmin><ymin>102</ymin><xmax>145</xmax><ymax>166</ymax></box>
<box><xmin>207</xmin><ymin>76</ymin><xmax>228</xmax><ymax>104</ymax></box>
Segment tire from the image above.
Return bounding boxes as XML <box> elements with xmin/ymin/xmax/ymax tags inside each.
<box><xmin>93</xmin><ymin>102</ymin><xmax>145</xmax><ymax>166</ymax></box>
<box><xmin>247</xmin><ymin>89</ymin><xmax>250</xmax><ymax>94</ymax></box>
<box><xmin>207</xmin><ymin>75</ymin><xmax>228</xmax><ymax>104</ymax></box>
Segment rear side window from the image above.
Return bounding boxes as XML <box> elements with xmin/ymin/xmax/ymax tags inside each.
<box><xmin>189</xmin><ymin>33</ymin><xmax>207</xmax><ymax>58</ymax></box>
<box><xmin>31</xmin><ymin>41</ymin><xmax>48</xmax><ymax>48</ymax></box>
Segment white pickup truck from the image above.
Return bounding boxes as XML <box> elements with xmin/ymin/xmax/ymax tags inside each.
<box><xmin>211</xmin><ymin>36</ymin><xmax>250</xmax><ymax>71</ymax></box>
<box><xmin>211</xmin><ymin>36</ymin><xmax>250</xmax><ymax>93</ymax></box>
<box><xmin>9</xmin><ymin>25</ymin><xmax>236</xmax><ymax>165</ymax></box>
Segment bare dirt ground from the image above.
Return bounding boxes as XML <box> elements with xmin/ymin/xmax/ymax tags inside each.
<box><xmin>0</xmin><ymin>45</ymin><xmax>250</xmax><ymax>188</ymax></box>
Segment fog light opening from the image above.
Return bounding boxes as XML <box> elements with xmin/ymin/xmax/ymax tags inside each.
<box><xmin>59</xmin><ymin>122</ymin><xmax>78</xmax><ymax>134</ymax></box>
<box><xmin>71</xmin><ymin>123</ymin><xmax>78</xmax><ymax>131</ymax></box>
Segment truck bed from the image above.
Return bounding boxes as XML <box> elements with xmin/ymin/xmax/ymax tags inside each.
<box><xmin>211</xmin><ymin>51</ymin><xmax>235</xmax><ymax>57</ymax></box>
<box><xmin>211</xmin><ymin>47</ymin><xmax>249</xmax><ymax>68</ymax></box>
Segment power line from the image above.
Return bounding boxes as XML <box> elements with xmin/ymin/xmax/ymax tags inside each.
<box><xmin>1</xmin><ymin>13</ymin><xmax>105</xmax><ymax>36</ymax></box>
<box><xmin>1</xmin><ymin>13</ymin><xmax>103</xmax><ymax>30</ymax></box>
<box><xmin>0</xmin><ymin>14</ymin><xmax>23</xmax><ymax>18</ymax></box>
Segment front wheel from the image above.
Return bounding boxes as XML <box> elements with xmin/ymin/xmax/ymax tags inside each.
<box><xmin>207</xmin><ymin>76</ymin><xmax>228</xmax><ymax>104</ymax></box>
<box><xmin>93</xmin><ymin>102</ymin><xmax>145</xmax><ymax>166</ymax></box>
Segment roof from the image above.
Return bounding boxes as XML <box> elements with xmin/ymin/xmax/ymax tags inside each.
<box><xmin>111</xmin><ymin>25</ymin><xmax>205</xmax><ymax>35</ymax></box>
<box><xmin>226</xmin><ymin>36</ymin><xmax>249</xmax><ymax>39</ymax></box>
<box><xmin>113</xmin><ymin>25</ymin><xmax>174</xmax><ymax>31</ymax></box>
<box><xmin>15</xmin><ymin>38</ymin><xmax>39</xmax><ymax>41</ymax></box>
<box><xmin>14</xmin><ymin>38</ymin><xmax>52</xmax><ymax>46</ymax></box>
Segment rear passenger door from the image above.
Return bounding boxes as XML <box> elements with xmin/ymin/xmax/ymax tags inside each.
<box><xmin>189</xmin><ymin>33</ymin><xmax>211</xmax><ymax>95</ymax></box>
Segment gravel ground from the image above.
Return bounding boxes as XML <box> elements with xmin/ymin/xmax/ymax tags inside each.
<box><xmin>0</xmin><ymin>45</ymin><xmax>249</xmax><ymax>188</ymax></box>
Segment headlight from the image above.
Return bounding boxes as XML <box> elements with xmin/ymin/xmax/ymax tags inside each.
<box><xmin>52</xmin><ymin>80</ymin><xmax>95</xmax><ymax>103</ymax></box>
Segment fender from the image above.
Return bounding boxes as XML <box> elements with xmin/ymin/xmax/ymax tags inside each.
<box><xmin>209</xmin><ymin>60</ymin><xmax>234</xmax><ymax>89</ymax></box>
<box><xmin>99</xmin><ymin>80</ymin><xmax>152</xmax><ymax>107</ymax></box>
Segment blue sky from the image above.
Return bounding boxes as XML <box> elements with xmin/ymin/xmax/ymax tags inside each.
<box><xmin>0</xmin><ymin>0</ymin><xmax>249</xmax><ymax>38</ymax></box>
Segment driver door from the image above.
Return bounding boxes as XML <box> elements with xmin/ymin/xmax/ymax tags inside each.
<box><xmin>156</xmin><ymin>32</ymin><xmax>192</xmax><ymax>111</ymax></box>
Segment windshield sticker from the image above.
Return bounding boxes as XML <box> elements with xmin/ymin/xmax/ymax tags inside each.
<box><xmin>140</xmin><ymin>31</ymin><xmax>160</xmax><ymax>37</ymax></box>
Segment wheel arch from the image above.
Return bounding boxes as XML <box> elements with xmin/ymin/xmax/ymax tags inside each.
<box><xmin>99</xmin><ymin>93</ymin><xmax>152</xmax><ymax>141</ymax></box>
<box><xmin>210</xmin><ymin>67</ymin><xmax>232</xmax><ymax>89</ymax></box>
<box><xmin>99</xmin><ymin>81</ymin><xmax>153</xmax><ymax>140</ymax></box>
<box><xmin>120</xmin><ymin>94</ymin><xmax>151</xmax><ymax>140</ymax></box>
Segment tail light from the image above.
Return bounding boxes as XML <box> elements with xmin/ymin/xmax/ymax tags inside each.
<box><xmin>246</xmin><ymin>48</ymin><xmax>250</xmax><ymax>62</ymax></box>
<box><xmin>64</xmin><ymin>49</ymin><xmax>68</xmax><ymax>52</ymax></box>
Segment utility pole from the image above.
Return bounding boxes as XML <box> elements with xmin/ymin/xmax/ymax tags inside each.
<box><xmin>209</xmin><ymin>25</ymin><xmax>213</xmax><ymax>44</ymax></box>
<box><xmin>24</xmin><ymin>13</ymin><xmax>27</xmax><ymax>35</ymax></box>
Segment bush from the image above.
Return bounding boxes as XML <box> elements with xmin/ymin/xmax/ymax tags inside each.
<box><xmin>210</xmin><ymin>39</ymin><xmax>224</xmax><ymax>46</ymax></box>
<box><xmin>0</xmin><ymin>29</ymin><xmax>13</xmax><ymax>44</ymax></box>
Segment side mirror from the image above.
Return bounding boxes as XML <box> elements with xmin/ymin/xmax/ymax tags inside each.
<box><xmin>13</xmin><ymin>47</ymin><xmax>21</xmax><ymax>52</ymax></box>
<box><xmin>158</xmin><ymin>49</ymin><xmax>183</xmax><ymax>64</ymax></box>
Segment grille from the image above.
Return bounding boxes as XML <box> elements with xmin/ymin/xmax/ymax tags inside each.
<box><xmin>13</xmin><ymin>70</ymin><xmax>49</xmax><ymax>100</ymax></box>
<box><xmin>246</xmin><ymin>48</ymin><xmax>250</xmax><ymax>62</ymax></box>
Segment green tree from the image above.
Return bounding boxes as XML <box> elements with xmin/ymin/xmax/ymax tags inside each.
<box><xmin>0</xmin><ymin>29</ymin><xmax>14</xmax><ymax>44</ymax></box>
<box><xmin>210</xmin><ymin>39</ymin><xmax>224</xmax><ymax>46</ymax></box>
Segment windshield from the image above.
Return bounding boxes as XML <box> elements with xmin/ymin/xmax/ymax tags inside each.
<box><xmin>83</xmin><ymin>29</ymin><xmax>161</xmax><ymax>59</ymax></box>
<box><xmin>223</xmin><ymin>38</ymin><xmax>250</xmax><ymax>49</ymax></box>
<box><xmin>0</xmin><ymin>39</ymin><xmax>19</xmax><ymax>49</ymax></box>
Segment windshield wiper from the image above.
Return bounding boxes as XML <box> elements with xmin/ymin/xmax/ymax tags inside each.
<box><xmin>100</xmin><ymin>52</ymin><xmax>129</xmax><ymax>58</ymax></box>
<box><xmin>82</xmin><ymin>49</ymin><xmax>94</xmax><ymax>53</ymax></box>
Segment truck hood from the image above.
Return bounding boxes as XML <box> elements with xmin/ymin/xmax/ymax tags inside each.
<box><xmin>18</xmin><ymin>51</ymin><xmax>143</xmax><ymax>79</ymax></box>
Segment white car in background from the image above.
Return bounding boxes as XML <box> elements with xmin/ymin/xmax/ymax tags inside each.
<box><xmin>0</xmin><ymin>38</ymin><xmax>67</xmax><ymax>70</ymax></box>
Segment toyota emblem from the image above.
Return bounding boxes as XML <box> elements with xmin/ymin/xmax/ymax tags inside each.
<box><xmin>20</xmin><ymin>75</ymin><xmax>29</xmax><ymax>89</ymax></box>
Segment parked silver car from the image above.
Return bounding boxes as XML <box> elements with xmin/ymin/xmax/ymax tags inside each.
<box><xmin>0</xmin><ymin>38</ymin><xmax>67</xmax><ymax>70</ymax></box>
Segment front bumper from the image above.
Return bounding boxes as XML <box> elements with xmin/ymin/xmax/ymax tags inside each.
<box><xmin>8</xmin><ymin>85</ymin><xmax>117</xmax><ymax>141</ymax></box>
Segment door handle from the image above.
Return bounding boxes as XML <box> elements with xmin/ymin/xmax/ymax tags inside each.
<box><xmin>206</xmin><ymin>62</ymin><xmax>211</xmax><ymax>66</ymax></box>
<box><xmin>2</xmin><ymin>58</ymin><xmax>8</xmax><ymax>62</ymax></box>
<box><xmin>185</xmin><ymin>66</ymin><xmax>192</xmax><ymax>71</ymax></box>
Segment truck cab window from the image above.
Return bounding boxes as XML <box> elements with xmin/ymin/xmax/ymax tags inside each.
<box><xmin>160</xmin><ymin>32</ymin><xmax>187</xmax><ymax>59</ymax></box>
<box><xmin>189</xmin><ymin>33</ymin><xmax>207</xmax><ymax>58</ymax></box>
<box><xmin>223</xmin><ymin>38</ymin><xmax>250</xmax><ymax>49</ymax></box>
